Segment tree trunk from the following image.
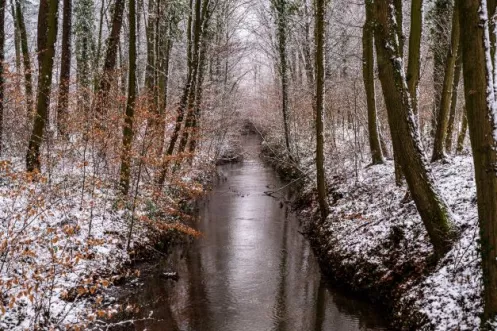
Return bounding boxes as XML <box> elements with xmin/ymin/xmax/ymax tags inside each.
<box><xmin>177</xmin><ymin>0</ymin><xmax>209</xmax><ymax>160</ymax></box>
<box><xmin>180</xmin><ymin>0</ymin><xmax>212</xmax><ymax>160</ymax></box>
<box><xmin>15</xmin><ymin>0</ymin><xmax>33</xmax><ymax>121</ymax></box>
<box><xmin>0</xmin><ymin>0</ymin><xmax>5</xmax><ymax>155</ymax></box>
<box><xmin>157</xmin><ymin>0</ymin><xmax>198</xmax><ymax>181</ymax></box>
<box><xmin>363</xmin><ymin>0</ymin><xmax>383</xmax><ymax>165</ymax></box>
<box><xmin>26</xmin><ymin>0</ymin><xmax>59</xmax><ymax>172</ymax></box>
<box><xmin>119</xmin><ymin>0</ymin><xmax>137</xmax><ymax>194</ymax></box>
<box><xmin>314</xmin><ymin>0</ymin><xmax>329</xmax><ymax>221</ymax></box>
<box><xmin>56</xmin><ymin>0</ymin><xmax>72</xmax><ymax>136</ymax></box>
<box><xmin>459</xmin><ymin>0</ymin><xmax>497</xmax><ymax>322</ymax></box>
<box><xmin>393</xmin><ymin>0</ymin><xmax>404</xmax><ymax>57</ymax></box>
<box><xmin>406</xmin><ymin>0</ymin><xmax>423</xmax><ymax>116</ymax></box>
<box><xmin>274</xmin><ymin>0</ymin><xmax>291</xmax><ymax>154</ymax></box>
<box><xmin>10</xmin><ymin>0</ymin><xmax>21</xmax><ymax>72</ymax></box>
<box><xmin>432</xmin><ymin>1</ymin><xmax>460</xmax><ymax>162</ymax></box>
<box><xmin>445</xmin><ymin>44</ymin><xmax>462</xmax><ymax>154</ymax></box>
<box><xmin>431</xmin><ymin>0</ymin><xmax>452</xmax><ymax>137</ymax></box>
<box><xmin>373</xmin><ymin>0</ymin><xmax>457</xmax><ymax>258</ymax></box>
<box><xmin>145</xmin><ymin>0</ymin><xmax>156</xmax><ymax>115</ymax></box>
<box><xmin>456</xmin><ymin>110</ymin><xmax>467</xmax><ymax>154</ymax></box>
<box><xmin>94</xmin><ymin>0</ymin><xmax>125</xmax><ymax>116</ymax></box>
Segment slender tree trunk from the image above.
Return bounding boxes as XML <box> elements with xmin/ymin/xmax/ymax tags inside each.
<box><xmin>303</xmin><ymin>0</ymin><xmax>314</xmax><ymax>88</ymax></box>
<box><xmin>0</xmin><ymin>0</ymin><xmax>5</xmax><ymax>155</ymax></box>
<box><xmin>15</xmin><ymin>0</ymin><xmax>33</xmax><ymax>121</ymax></box>
<box><xmin>56</xmin><ymin>0</ymin><xmax>72</xmax><ymax>136</ymax></box>
<box><xmin>10</xmin><ymin>0</ymin><xmax>21</xmax><ymax>72</ymax></box>
<box><xmin>445</xmin><ymin>44</ymin><xmax>462</xmax><ymax>154</ymax></box>
<box><xmin>177</xmin><ymin>0</ymin><xmax>209</xmax><ymax>160</ymax></box>
<box><xmin>119</xmin><ymin>0</ymin><xmax>137</xmax><ymax>194</ymax></box>
<box><xmin>274</xmin><ymin>0</ymin><xmax>291</xmax><ymax>154</ymax></box>
<box><xmin>432</xmin><ymin>1</ymin><xmax>460</xmax><ymax>162</ymax></box>
<box><xmin>188</xmin><ymin>31</ymin><xmax>209</xmax><ymax>155</ymax></box>
<box><xmin>373</xmin><ymin>0</ymin><xmax>457</xmax><ymax>258</ymax></box>
<box><xmin>363</xmin><ymin>0</ymin><xmax>383</xmax><ymax>165</ymax></box>
<box><xmin>156</xmin><ymin>34</ymin><xmax>172</xmax><ymax>158</ymax></box>
<box><xmin>456</xmin><ymin>110</ymin><xmax>467</xmax><ymax>154</ymax></box>
<box><xmin>393</xmin><ymin>0</ymin><xmax>404</xmax><ymax>57</ymax></box>
<box><xmin>459</xmin><ymin>0</ymin><xmax>497</xmax><ymax>322</ymax></box>
<box><xmin>94</xmin><ymin>0</ymin><xmax>125</xmax><ymax>116</ymax></box>
<box><xmin>314</xmin><ymin>0</ymin><xmax>329</xmax><ymax>221</ymax></box>
<box><xmin>406</xmin><ymin>0</ymin><xmax>423</xmax><ymax>115</ymax></box>
<box><xmin>157</xmin><ymin>0</ymin><xmax>196</xmax><ymax>182</ymax></box>
<box><xmin>145</xmin><ymin>0</ymin><xmax>156</xmax><ymax>114</ymax></box>
<box><xmin>179</xmin><ymin>0</ymin><xmax>212</xmax><ymax>159</ymax></box>
<box><xmin>431</xmin><ymin>0</ymin><xmax>452</xmax><ymax>137</ymax></box>
<box><xmin>26</xmin><ymin>0</ymin><xmax>59</xmax><ymax>172</ymax></box>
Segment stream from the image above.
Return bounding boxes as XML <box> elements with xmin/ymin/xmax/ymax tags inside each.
<box><xmin>112</xmin><ymin>135</ymin><xmax>387</xmax><ymax>330</ymax></box>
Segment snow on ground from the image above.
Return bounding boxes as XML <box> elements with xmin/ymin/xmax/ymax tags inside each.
<box><xmin>317</xmin><ymin>155</ymin><xmax>481</xmax><ymax>329</ymax></box>
<box><xmin>260</xmin><ymin>127</ymin><xmax>482</xmax><ymax>329</ymax></box>
<box><xmin>0</xmin><ymin>158</ymin><xmax>213</xmax><ymax>330</ymax></box>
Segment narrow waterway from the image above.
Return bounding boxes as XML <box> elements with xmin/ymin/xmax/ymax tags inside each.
<box><xmin>114</xmin><ymin>135</ymin><xmax>387</xmax><ymax>330</ymax></box>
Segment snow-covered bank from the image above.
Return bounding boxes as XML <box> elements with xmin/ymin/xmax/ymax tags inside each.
<box><xmin>0</xmin><ymin>159</ymin><xmax>216</xmax><ymax>330</ymax></box>
<box><xmin>261</xmin><ymin>136</ymin><xmax>482</xmax><ymax>330</ymax></box>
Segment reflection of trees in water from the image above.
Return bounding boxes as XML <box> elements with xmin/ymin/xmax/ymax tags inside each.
<box><xmin>271</xmin><ymin>207</ymin><xmax>290</xmax><ymax>331</ymax></box>
<box><xmin>324</xmin><ymin>280</ymin><xmax>388</xmax><ymax>330</ymax></box>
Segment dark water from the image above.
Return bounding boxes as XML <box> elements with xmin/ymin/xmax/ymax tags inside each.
<box><xmin>113</xmin><ymin>136</ymin><xmax>387</xmax><ymax>331</ymax></box>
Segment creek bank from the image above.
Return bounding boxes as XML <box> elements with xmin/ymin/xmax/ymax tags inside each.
<box><xmin>102</xmin><ymin>134</ymin><xmax>388</xmax><ymax>331</ymax></box>
<box><xmin>259</xmin><ymin>137</ymin><xmax>482</xmax><ymax>330</ymax></box>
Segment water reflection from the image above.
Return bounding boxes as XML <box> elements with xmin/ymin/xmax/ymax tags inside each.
<box><xmin>112</xmin><ymin>136</ymin><xmax>387</xmax><ymax>331</ymax></box>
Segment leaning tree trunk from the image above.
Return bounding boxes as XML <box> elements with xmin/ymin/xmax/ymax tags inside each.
<box><xmin>119</xmin><ymin>0</ymin><xmax>137</xmax><ymax>194</ymax></box>
<box><xmin>373</xmin><ymin>0</ymin><xmax>457</xmax><ymax>259</ymax></box>
<box><xmin>314</xmin><ymin>0</ymin><xmax>329</xmax><ymax>221</ymax></box>
<box><xmin>432</xmin><ymin>1</ymin><xmax>460</xmax><ymax>162</ymax></box>
<box><xmin>459</xmin><ymin>0</ymin><xmax>497</xmax><ymax>322</ymax></box>
<box><xmin>56</xmin><ymin>0</ymin><xmax>72</xmax><ymax>137</ymax></box>
<box><xmin>26</xmin><ymin>0</ymin><xmax>59</xmax><ymax>172</ymax></box>
<box><xmin>363</xmin><ymin>0</ymin><xmax>383</xmax><ymax>165</ymax></box>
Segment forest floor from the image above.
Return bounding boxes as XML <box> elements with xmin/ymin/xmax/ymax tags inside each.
<box><xmin>261</xmin><ymin>135</ymin><xmax>482</xmax><ymax>330</ymax></box>
<box><xmin>0</xmin><ymin>138</ymin><xmax>243</xmax><ymax>330</ymax></box>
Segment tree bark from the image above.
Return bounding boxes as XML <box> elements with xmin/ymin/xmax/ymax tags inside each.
<box><xmin>10</xmin><ymin>0</ymin><xmax>21</xmax><ymax>72</ymax></box>
<box><xmin>432</xmin><ymin>1</ymin><xmax>460</xmax><ymax>162</ymax></box>
<box><xmin>15</xmin><ymin>0</ymin><xmax>33</xmax><ymax>121</ymax></box>
<box><xmin>373</xmin><ymin>0</ymin><xmax>457</xmax><ymax>258</ymax></box>
<box><xmin>56</xmin><ymin>0</ymin><xmax>72</xmax><ymax>136</ymax></box>
<box><xmin>314</xmin><ymin>0</ymin><xmax>329</xmax><ymax>221</ymax></box>
<box><xmin>363</xmin><ymin>0</ymin><xmax>383</xmax><ymax>165</ymax></box>
<box><xmin>274</xmin><ymin>0</ymin><xmax>292</xmax><ymax>154</ymax></box>
<box><xmin>406</xmin><ymin>0</ymin><xmax>423</xmax><ymax>116</ymax></box>
<box><xmin>458</xmin><ymin>0</ymin><xmax>497</xmax><ymax>322</ymax></box>
<box><xmin>456</xmin><ymin>110</ymin><xmax>467</xmax><ymax>154</ymax></box>
<box><xmin>26</xmin><ymin>0</ymin><xmax>59</xmax><ymax>172</ymax></box>
<box><xmin>445</xmin><ymin>44</ymin><xmax>462</xmax><ymax>154</ymax></box>
<box><xmin>0</xmin><ymin>0</ymin><xmax>5</xmax><ymax>155</ymax></box>
<box><xmin>431</xmin><ymin>0</ymin><xmax>452</xmax><ymax>137</ymax></box>
<box><xmin>94</xmin><ymin>0</ymin><xmax>125</xmax><ymax>116</ymax></box>
<box><xmin>119</xmin><ymin>0</ymin><xmax>137</xmax><ymax>194</ymax></box>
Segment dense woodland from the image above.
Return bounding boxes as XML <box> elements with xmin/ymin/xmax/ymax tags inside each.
<box><xmin>0</xmin><ymin>0</ymin><xmax>497</xmax><ymax>329</ymax></box>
